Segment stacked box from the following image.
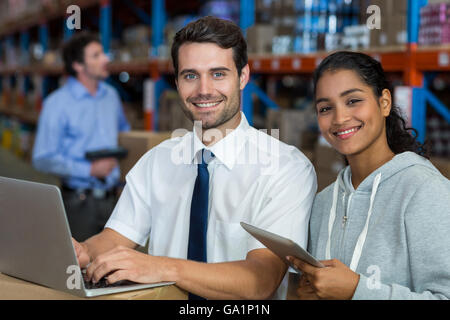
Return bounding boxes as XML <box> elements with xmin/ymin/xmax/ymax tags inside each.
<box><xmin>428</xmin><ymin>0</ymin><xmax>450</xmax><ymax>4</ymax></box>
<box><xmin>342</xmin><ymin>24</ymin><xmax>370</xmax><ymax>49</ymax></box>
<box><xmin>121</xmin><ymin>25</ymin><xmax>152</xmax><ymax>60</ymax></box>
<box><xmin>265</xmin><ymin>107</ymin><xmax>317</xmax><ymax>151</ymax></box>
<box><xmin>246</xmin><ymin>24</ymin><xmax>276</xmax><ymax>54</ymax></box>
<box><xmin>313</xmin><ymin>137</ymin><xmax>346</xmax><ymax>192</ymax></box>
<box><xmin>419</xmin><ymin>2</ymin><xmax>450</xmax><ymax>45</ymax></box>
<box><xmin>252</xmin><ymin>0</ymin><xmax>366</xmax><ymax>54</ymax></box>
<box><xmin>200</xmin><ymin>0</ymin><xmax>240</xmax><ymax>23</ymax></box>
<box><xmin>118</xmin><ymin>131</ymin><xmax>173</xmax><ymax>182</ymax></box>
<box><xmin>2</xmin><ymin>0</ymin><xmax>48</xmax><ymax>21</ymax></box>
<box><xmin>366</xmin><ymin>0</ymin><xmax>408</xmax><ymax>47</ymax></box>
<box><xmin>255</xmin><ymin>0</ymin><xmax>275</xmax><ymax>24</ymax></box>
<box><xmin>430</xmin><ymin>157</ymin><xmax>450</xmax><ymax>179</ymax></box>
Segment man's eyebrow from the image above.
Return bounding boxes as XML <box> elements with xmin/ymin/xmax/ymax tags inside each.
<box><xmin>179</xmin><ymin>67</ymin><xmax>231</xmax><ymax>76</ymax></box>
<box><xmin>315</xmin><ymin>88</ymin><xmax>365</xmax><ymax>105</ymax></box>
<box><xmin>210</xmin><ymin>67</ymin><xmax>231</xmax><ymax>72</ymax></box>
<box><xmin>179</xmin><ymin>69</ymin><xmax>199</xmax><ymax>76</ymax></box>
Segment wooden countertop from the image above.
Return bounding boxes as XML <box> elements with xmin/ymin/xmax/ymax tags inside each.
<box><xmin>0</xmin><ymin>273</ymin><xmax>187</xmax><ymax>300</ymax></box>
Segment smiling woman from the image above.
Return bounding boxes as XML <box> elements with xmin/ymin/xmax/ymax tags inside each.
<box><xmin>289</xmin><ymin>51</ymin><xmax>450</xmax><ymax>300</ymax></box>
<box><xmin>314</xmin><ymin>68</ymin><xmax>394</xmax><ymax>168</ymax></box>
<box><xmin>313</xmin><ymin>52</ymin><xmax>427</xmax><ymax>164</ymax></box>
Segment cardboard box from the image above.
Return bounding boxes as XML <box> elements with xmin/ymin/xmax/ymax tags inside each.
<box><xmin>0</xmin><ymin>272</ymin><xmax>187</xmax><ymax>300</ymax></box>
<box><xmin>387</xmin><ymin>15</ymin><xmax>407</xmax><ymax>45</ymax></box>
<box><xmin>118</xmin><ymin>131</ymin><xmax>174</xmax><ymax>181</ymax></box>
<box><xmin>299</xmin><ymin>131</ymin><xmax>319</xmax><ymax>151</ymax></box>
<box><xmin>266</xmin><ymin>108</ymin><xmax>315</xmax><ymax>150</ymax></box>
<box><xmin>302</xmin><ymin>150</ymin><xmax>315</xmax><ymax>163</ymax></box>
<box><xmin>313</xmin><ymin>143</ymin><xmax>346</xmax><ymax>172</ymax></box>
<box><xmin>123</xmin><ymin>25</ymin><xmax>152</xmax><ymax>46</ymax></box>
<box><xmin>246</xmin><ymin>24</ymin><xmax>276</xmax><ymax>54</ymax></box>
<box><xmin>370</xmin><ymin>28</ymin><xmax>381</xmax><ymax>47</ymax></box>
<box><xmin>393</xmin><ymin>0</ymin><xmax>408</xmax><ymax>13</ymax></box>
<box><xmin>430</xmin><ymin>157</ymin><xmax>450</xmax><ymax>179</ymax></box>
<box><xmin>316</xmin><ymin>167</ymin><xmax>339</xmax><ymax>193</ymax></box>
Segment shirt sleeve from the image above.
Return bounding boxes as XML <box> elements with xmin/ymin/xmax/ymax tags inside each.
<box><xmin>352</xmin><ymin>176</ymin><xmax>450</xmax><ymax>300</ymax></box>
<box><xmin>105</xmin><ymin>150</ymin><xmax>153</xmax><ymax>246</ymax></box>
<box><xmin>32</xmin><ymin>98</ymin><xmax>91</xmax><ymax>179</ymax></box>
<box><xmin>247</xmin><ymin>155</ymin><xmax>318</xmax><ymax>259</ymax></box>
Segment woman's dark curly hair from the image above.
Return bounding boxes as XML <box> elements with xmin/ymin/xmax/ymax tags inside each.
<box><xmin>313</xmin><ymin>51</ymin><xmax>429</xmax><ymax>158</ymax></box>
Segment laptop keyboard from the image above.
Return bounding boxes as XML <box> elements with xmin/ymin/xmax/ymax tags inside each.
<box><xmin>82</xmin><ymin>269</ymin><xmax>137</xmax><ymax>290</ymax></box>
<box><xmin>84</xmin><ymin>277</ymin><xmax>137</xmax><ymax>289</ymax></box>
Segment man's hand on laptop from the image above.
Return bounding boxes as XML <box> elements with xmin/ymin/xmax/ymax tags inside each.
<box><xmin>84</xmin><ymin>246</ymin><xmax>171</xmax><ymax>285</ymax></box>
<box><xmin>72</xmin><ymin>238</ymin><xmax>90</xmax><ymax>268</ymax></box>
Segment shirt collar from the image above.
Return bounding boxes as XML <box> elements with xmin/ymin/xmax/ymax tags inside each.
<box><xmin>67</xmin><ymin>76</ymin><xmax>107</xmax><ymax>99</ymax></box>
<box><xmin>189</xmin><ymin>112</ymin><xmax>250</xmax><ymax>170</ymax></box>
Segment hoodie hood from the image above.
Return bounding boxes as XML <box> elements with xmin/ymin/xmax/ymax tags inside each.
<box><xmin>338</xmin><ymin>151</ymin><xmax>439</xmax><ymax>194</ymax></box>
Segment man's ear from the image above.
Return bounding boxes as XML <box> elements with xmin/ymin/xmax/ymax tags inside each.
<box><xmin>379</xmin><ymin>88</ymin><xmax>392</xmax><ymax>117</ymax></box>
<box><xmin>239</xmin><ymin>64</ymin><xmax>250</xmax><ymax>90</ymax></box>
<box><xmin>72</xmin><ymin>61</ymin><xmax>84</xmax><ymax>75</ymax></box>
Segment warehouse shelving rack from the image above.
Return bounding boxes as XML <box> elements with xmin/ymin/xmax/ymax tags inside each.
<box><xmin>0</xmin><ymin>0</ymin><xmax>449</xmax><ymax>141</ymax></box>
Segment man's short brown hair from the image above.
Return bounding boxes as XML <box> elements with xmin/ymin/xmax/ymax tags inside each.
<box><xmin>62</xmin><ymin>32</ymin><xmax>101</xmax><ymax>77</ymax></box>
<box><xmin>171</xmin><ymin>16</ymin><xmax>248</xmax><ymax>76</ymax></box>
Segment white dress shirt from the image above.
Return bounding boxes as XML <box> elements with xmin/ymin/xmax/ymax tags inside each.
<box><xmin>105</xmin><ymin>112</ymin><xmax>317</xmax><ymax>299</ymax></box>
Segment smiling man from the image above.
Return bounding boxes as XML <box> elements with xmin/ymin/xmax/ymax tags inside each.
<box><xmin>72</xmin><ymin>17</ymin><xmax>317</xmax><ymax>300</ymax></box>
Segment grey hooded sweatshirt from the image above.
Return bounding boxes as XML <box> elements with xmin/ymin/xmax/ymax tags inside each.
<box><xmin>308</xmin><ymin>151</ymin><xmax>450</xmax><ymax>299</ymax></box>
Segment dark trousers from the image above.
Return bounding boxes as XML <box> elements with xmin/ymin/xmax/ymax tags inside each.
<box><xmin>62</xmin><ymin>188</ymin><xmax>118</xmax><ymax>242</ymax></box>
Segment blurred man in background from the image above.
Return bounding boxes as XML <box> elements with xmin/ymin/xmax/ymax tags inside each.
<box><xmin>32</xmin><ymin>32</ymin><xmax>130</xmax><ymax>241</ymax></box>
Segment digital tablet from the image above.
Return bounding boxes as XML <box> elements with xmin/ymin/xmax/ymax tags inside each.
<box><xmin>240</xmin><ymin>222</ymin><xmax>324</xmax><ymax>271</ymax></box>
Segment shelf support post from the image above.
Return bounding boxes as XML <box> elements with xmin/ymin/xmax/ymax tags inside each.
<box><xmin>100</xmin><ymin>0</ymin><xmax>112</xmax><ymax>55</ymax></box>
<box><xmin>406</xmin><ymin>0</ymin><xmax>427</xmax><ymax>143</ymax></box>
<box><xmin>151</xmin><ymin>0</ymin><xmax>166</xmax><ymax>57</ymax></box>
<box><xmin>240</xmin><ymin>0</ymin><xmax>255</xmax><ymax>36</ymax></box>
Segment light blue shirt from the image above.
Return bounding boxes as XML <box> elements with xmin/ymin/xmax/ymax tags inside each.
<box><xmin>32</xmin><ymin>77</ymin><xmax>130</xmax><ymax>190</ymax></box>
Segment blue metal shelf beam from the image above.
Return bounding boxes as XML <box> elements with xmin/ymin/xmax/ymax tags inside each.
<box><xmin>100</xmin><ymin>0</ymin><xmax>112</xmax><ymax>54</ymax></box>
<box><xmin>240</xmin><ymin>0</ymin><xmax>255</xmax><ymax>35</ymax></box>
<box><xmin>243</xmin><ymin>81</ymin><xmax>280</xmax><ymax>126</ymax></box>
<box><xmin>408</xmin><ymin>0</ymin><xmax>450</xmax><ymax>144</ymax></box>
<box><xmin>407</xmin><ymin>0</ymin><xmax>427</xmax><ymax>44</ymax></box>
<box><xmin>151</xmin><ymin>0</ymin><xmax>166</xmax><ymax>57</ymax></box>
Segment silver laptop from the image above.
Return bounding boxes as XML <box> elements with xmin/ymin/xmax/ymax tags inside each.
<box><xmin>0</xmin><ymin>176</ymin><xmax>174</xmax><ymax>298</ymax></box>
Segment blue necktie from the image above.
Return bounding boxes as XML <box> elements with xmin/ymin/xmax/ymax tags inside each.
<box><xmin>187</xmin><ymin>149</ymin><xmax>213</xmax><ymax>300</ymax></box>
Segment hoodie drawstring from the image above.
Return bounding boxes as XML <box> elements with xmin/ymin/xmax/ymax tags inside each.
<box><xmin>325</xmin><ymin>172</ymin><xmax>341</xmax><ymax>261</ymax></box>
<box><xmin>325</xmin><ymin>172</ymin><xmax>382</xmax><ymax>272</ymax></box>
